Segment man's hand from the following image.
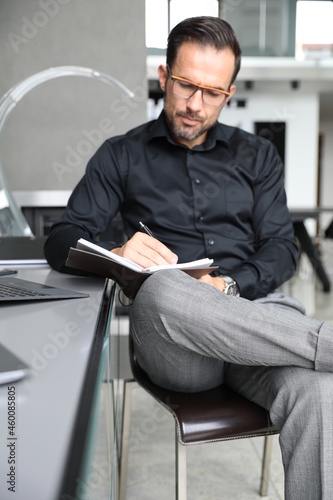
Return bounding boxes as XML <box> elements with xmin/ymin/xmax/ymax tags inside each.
<box><xmin>111</xmin><ymin>232</ymin><xmax>178</xmax><ymax>269</ymax></box>
<box><xmin>198</xmin><ymin>274</ymin><xmax>226</xmax><ymax>292</ymax></box>
<box><xmin>112</xmin><ymin>235</ymin><xmax>225</xmax><ymax>292</ymax></box>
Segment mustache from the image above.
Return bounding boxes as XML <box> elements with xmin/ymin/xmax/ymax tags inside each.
<box><xmin>177</xmin><ymin>111</ymin><xmax>204</xmax><ymax>122</ymax></box>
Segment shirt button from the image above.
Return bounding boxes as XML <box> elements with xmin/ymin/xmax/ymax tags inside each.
<box><xmin>199</xmin><ymin>216</ymin><xmax>204</xmax><ymax>222</ymax></box>
<box><xmin>208</xmin><ymin>239</ymin><xmax>215</xmax><ymax>246</ymax></box>
<box><xmin>194</xmin><ymin>179</ymin><xmax>201</xmax><ymax>184</ymax></box>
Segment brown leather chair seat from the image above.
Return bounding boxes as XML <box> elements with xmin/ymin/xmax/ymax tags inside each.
<box><xmin>119</xmin><ymin>338</ymin><xmax>280</xmax><ymax>499</ymax></box>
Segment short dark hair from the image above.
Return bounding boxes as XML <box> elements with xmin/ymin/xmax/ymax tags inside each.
<box><xmin>166</xmin><ymin>16</ymin><xmax>242</xmax><ymax>85</ymax></box>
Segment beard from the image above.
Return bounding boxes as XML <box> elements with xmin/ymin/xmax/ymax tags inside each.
<box><xmin>164</xmin><ymin>110</ymin><xmax>216</xmax><ymax>143</ymax></box>
<box><xmin>163</xmin><ymin>88</ymin><xmax>218</xmax><ymax>144</ymax></box>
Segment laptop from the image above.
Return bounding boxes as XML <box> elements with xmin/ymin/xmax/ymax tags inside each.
<box><xmin>0</xmin><ymin>267</ymin><xmax>17</xmax><ymax>276</ymax></box>
<box><xmin>0</xmin><ymin>236</ymin><xmax>47</xmax><ymax>266</ymax></box>
<box><xmin>0</xmin><ymin>276</ymin><xmax>89</xmax><ymax>302</ymax></box>
<box><xmin>0</xmin><ymin>344</ymin><xmax>30</xmax><ymax>384</ymax></box>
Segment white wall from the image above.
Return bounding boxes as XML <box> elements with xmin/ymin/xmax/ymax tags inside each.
<box><xmin>0</xmin><ymin>0</ymin><xmax>147</xmax><ymax>193</ymax></box>
<box><xmin>221</xmin><ymin>87</ymin><xmax>319</xmax><ymax>209</ymax></box>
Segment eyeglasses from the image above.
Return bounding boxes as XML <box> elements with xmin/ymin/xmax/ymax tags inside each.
<box><xmin>167</xmin><ymin>65</ymin><xmax>230</xmax><ymax>107</ymax></box>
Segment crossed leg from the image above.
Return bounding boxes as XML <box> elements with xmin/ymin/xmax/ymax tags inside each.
<box><xmin>225</xmin><ymin>363</ymin><xmax>333</xmax><ymax>500</ymax></box>
<box><xmin>130</xmin><ymin>269</ymin><xmax>333</xmax><ymax>499</ymax></box>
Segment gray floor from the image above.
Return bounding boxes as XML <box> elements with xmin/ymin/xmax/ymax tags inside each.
<box><xmin>124</xmin><ymin>391</ymin><xmax>284</xmax><ymax>500</ymax></box>
<box><xmin>113</xmin><ymin>238</ymin><xmax>333</xmax><ymax>500</ymax></box>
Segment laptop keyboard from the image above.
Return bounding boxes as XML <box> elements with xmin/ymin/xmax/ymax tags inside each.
<box><xmin>0</xmin><ymin>282</ymin><xmax>48</xmax><ymax>298</ymax></box>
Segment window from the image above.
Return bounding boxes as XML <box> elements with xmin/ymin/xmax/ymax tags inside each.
<box><xmin>296</xmin><ymin>1</ymin><xmax>333</xmax><ymax>60</ymax></box>
<box><xmin>145</xmin><ymin>0</ymin><xmax>219</xmax><ymax>49</ymax></box>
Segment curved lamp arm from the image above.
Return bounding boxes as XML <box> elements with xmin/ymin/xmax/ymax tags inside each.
<box><xmin>0</xmin><ymin>66</ymin><xmax>134</xmax><ymax>133</ymax></box>
<box><xmin>0</xmin><ymin>66</ymin><xmax>134</xmax><ymax>236</ymax></box>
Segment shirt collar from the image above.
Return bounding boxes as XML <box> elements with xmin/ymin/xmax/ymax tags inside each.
<box><xmin>149</xmin><ymin>111</ymin><xmax>229</xmax><ymax>151</ymax></box>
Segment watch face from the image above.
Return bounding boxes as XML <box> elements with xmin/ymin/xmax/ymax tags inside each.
<box><xmin>226</xmin><ymin>283</ymin><xmax>239</xmax><ymax>296</ymax></box>
<box><xmin>223</xmin><ymin>277</ymin><xmax>240</xmax><ymax>297</ymax></box>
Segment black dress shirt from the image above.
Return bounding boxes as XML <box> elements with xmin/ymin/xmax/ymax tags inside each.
<box><xmin>44</xmin><ymin>111</ymin><xmax>299</xmax><ymax>300</ymax></box>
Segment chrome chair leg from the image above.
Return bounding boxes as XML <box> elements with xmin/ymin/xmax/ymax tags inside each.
<box><xmin>260</xmin><ymin>435</ymin><xmax>274</xmax><ymax>496</ymax></box>
<box><xmin>119</xmin><ymin>380</ymin><xmax>139</xmax><ymax>500</ymax></box>
<box><xmin>176</xmin><ymin>430</ymin><xmax>187</xmax><ymax>500</ymax></box>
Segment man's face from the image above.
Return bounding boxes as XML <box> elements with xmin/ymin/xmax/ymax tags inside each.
<box><xmin>158</xmin><ymin>41</ymin><xmax>236</xmax><ymax>149</ymax></box>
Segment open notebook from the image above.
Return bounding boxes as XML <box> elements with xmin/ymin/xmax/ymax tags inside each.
<box><xmin>66</xmin><ymin>238</ymin><xmax>217</xmax><ymax>299</ymax></box>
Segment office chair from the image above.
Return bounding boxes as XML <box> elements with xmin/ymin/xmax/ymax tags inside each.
<box><xmin>119</xmin><ymin>337</ymin><xmax>280</xmax><ymax>500</ymax></box>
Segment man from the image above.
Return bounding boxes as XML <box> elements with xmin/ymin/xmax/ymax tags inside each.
<box><xmin>45</xmin><ymin>17</ymin><xmax>333</xmax><ymax>499</ymax></box>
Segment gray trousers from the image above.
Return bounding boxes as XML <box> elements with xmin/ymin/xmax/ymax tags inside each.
<box><xmin>130</xmin><ymin>270</ymin><xmax>333</xmax><ymax>500</ymax></box>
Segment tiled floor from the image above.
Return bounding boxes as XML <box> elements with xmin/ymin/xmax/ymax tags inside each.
<box><xmin>114</xmin><ymin>238</ymin><xmax>333</xmax><ymax>500</ymax></box>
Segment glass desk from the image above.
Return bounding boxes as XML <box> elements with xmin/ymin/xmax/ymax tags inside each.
<box><xmin>60</xmin><ymin>282</ymin><xmax>131</xmax><ymax>500</ymax></box>
<box><xmin>59</xmin><ymin>278</ymin><xmax>118</xmax><ymax>500</ymax></box>
<box><xmin>0</xmin><ymin>265</ymin><xmax>121</xmax><ymax>500</ymax></box>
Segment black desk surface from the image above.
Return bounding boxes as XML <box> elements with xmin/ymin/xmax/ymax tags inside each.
<box><xmin>290</xmin><ymin>208</ymin><xmax>333</xmax><ymax>221</ymax></box>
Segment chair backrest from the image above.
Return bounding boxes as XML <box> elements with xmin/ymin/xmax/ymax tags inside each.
<box><xmin>129</xmin><ymin>337</ymin><xmax>279</xmax><ymax>445</ymax></box>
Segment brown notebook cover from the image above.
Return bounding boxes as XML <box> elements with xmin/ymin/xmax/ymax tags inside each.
<box><xmin>66</xmin><ymin>247</ymin><xmax>217</xmax><ymax>299</ymax></box>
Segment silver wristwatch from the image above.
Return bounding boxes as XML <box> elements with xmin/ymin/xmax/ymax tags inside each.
<box><xmin>222</xmin><ymin>276</ymin><xmax>240</xmax><ymax>297</ymax></box>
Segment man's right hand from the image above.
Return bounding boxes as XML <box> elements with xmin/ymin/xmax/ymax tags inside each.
<box><xmin>111</xmin><ymin>232</ymin><xmax>178</xmax><ymax>269</ymax></box>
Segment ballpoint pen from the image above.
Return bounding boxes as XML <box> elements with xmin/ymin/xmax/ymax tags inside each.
<box><xmin>139</xmin><ymin>221</ymin><xmax>155</xmax><ymax>238</ymax></box>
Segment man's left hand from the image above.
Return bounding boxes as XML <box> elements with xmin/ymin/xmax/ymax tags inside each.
<box><xmin>198</xmin><ymin>274</ymin><xmax>226</xmax><ymax>292</ymax></box>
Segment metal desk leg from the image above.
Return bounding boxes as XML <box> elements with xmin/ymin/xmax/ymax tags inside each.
<box><xmin>293</xmin><ymin>221</ymin><xmax>331</xmax><ymax>293</ymax></box>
